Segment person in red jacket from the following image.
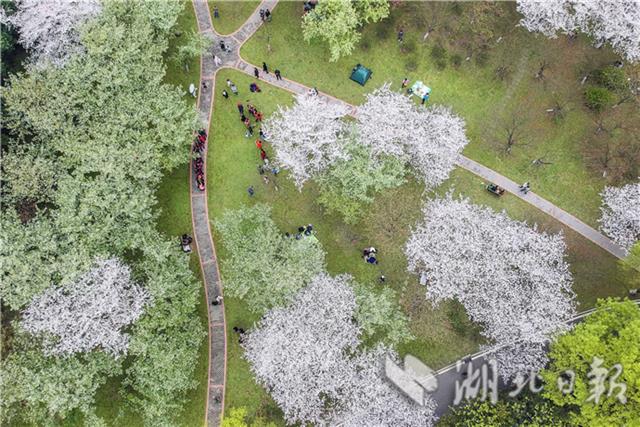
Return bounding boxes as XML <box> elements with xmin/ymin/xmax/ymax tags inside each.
<box><xmin>255</xmin><ymin>140</ymin><xmax>263</xmax><ymax>149</ymax></box>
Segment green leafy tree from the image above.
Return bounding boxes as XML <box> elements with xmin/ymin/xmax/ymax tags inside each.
<box><xmin>222</xmin><ymin>407</ymin><xmax>277</xmax><ymax>427</ymax></box>
<box><xmin>318</xmin><ymin>142</ymin><xmax>406</xmax><ymax>224</ymax></box>
<box><xmin>0</xmin><ymin>1</ymin><xmax>204</xmax><ymax>425</ymax></box>
<box><xmin>1</xmin><ymin>143</ymin><xmax>59</xmax><ymax>206</ymax></box>
<box><xmin>172</xmin><ymin>31</ymin><xmax>212</xmax><ymax>72</ymax></box>
<box><xmin>441</xmin><ymin>391</ymin><xmax>568</xmax><ymax>427</ymax></box>
<box><xmin>302</xmin><ymin>0</ymin><xmax>389</xmax><ymax>61</ymax></box>
<box><xmin>620</xmin><ymin>241</ymin><xmax>640</xmax><ymax>287</ymax></box>
<box><xmin>584</xmin><ymin>86</ymin><xmax>614</xmax><ymax>112</ymax></box>
<box><xmin>123</xmin><ymin>237</ymin><xmax>206</xmax><ymax>425</ymax></box>
<box><xmin>1</xmin><ymin>330</ymin><xmax>121</xmax><ymax>426</ymax></box>
<box><xmin>541</xmin><ymin>298</ymin><xmax>640</xmax><ymax>425</ymax></box>
<box><xmin>353</xmin><ymin>282</ymin><xmax>413</xmax><ymax>346</ymax></box>
<box><xmin>215</xmin><ymin>204</ymin><xmax>326</xmax><ymax>313</ymax></box>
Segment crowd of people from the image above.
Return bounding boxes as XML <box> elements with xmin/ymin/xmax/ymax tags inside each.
<box><xmin>193</xmin><ymin>129</ymin><xmax>207</xmax><ymax>191</ymax></box>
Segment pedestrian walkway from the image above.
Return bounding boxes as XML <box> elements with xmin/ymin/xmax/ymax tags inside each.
<box><xmin>189</xmin><ymin>0</ymin><xmax>627</xmax><ymax>425</ymax></box>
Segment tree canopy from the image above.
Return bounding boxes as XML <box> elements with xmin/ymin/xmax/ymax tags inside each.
<box><xmin>1</xmin><ymin>1</ymin><xmax>203</xmax><ymax>425</ymax></box>
<box><xmin>302</xmin><ymin>0</ymin><xmax>389</xmax><ymax>62</ymax></box>
<box><xmin>541</xmin><ymin>299</ymin><xmax>640</xmax><ymax>425</ymax></box>
<box><xmin>405</xmin><ymin>194</ymin><xmax>576</xmax><ymax>380</ymax></box>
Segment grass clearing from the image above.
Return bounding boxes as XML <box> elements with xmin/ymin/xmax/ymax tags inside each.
<box><xmin>207</xmin><ymin>69</ymin><xmax>631</xmax><ymax>424</ymax></box>
<box><xmin>209</xmin><ymin>1</ymin><xmax>261</xmax><ymax>35</ymax></box>
<box><xmin>240</xmin><ymin>2</ymin><xmax>638</xmax><ymax>227</ymax></box>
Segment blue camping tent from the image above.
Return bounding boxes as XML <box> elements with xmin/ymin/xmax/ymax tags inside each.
<box><xmin>350</xmin><ymin>64</ymin><xmax>372</xmax><ymax>86</ymax></box>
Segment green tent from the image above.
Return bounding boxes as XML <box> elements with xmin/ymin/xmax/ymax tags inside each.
<box><xmin>350</xmin><ymin>64</ymin><xmax>372</xmax><ymax>86</ymax></box>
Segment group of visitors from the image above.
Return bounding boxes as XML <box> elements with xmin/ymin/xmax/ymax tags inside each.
<box><xmin>363</xmin><ymin>247</ymin><xmax>378</xmax><ymax>264</ymax></box>
<box><xmin>259</xmin><ymin>8</ymin><xmax>272</xmax><ymax>22</ymax></box>
<box><xmin>180</xmin><ymin>234</ymin><xmax>193</xmax><ymax>253</ymax></box>
<box><xmin>253</xmin><ymin>62</ymin><xmax>283</xmax><ymax>81</ymax></box>
<box><xmin>225</xmin><ymin>79</ymin><xmax>239</xmax><ymax>96</ymax></box>
<box><xmin>193</xmin><ymin>129</ymin><xmax>207</xmax><ymax>191</ymax></box>
<box><xmin>519</xmin><ymin>182</ymin><xmax>531</xmax><ymax>194</ymax></box>
<box><xmin>237</xmin><ymin>101</ymin><xmax>264</xmax><ymax>138</ymax></box>
<box><xmin>284</xmin><ymin>224</ymin><xmax>314</xmax><ymax>240</ymax></box>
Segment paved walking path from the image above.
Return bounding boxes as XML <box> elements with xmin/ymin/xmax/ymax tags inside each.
<box><xmin>189</xmin><ymin>1</ymin><xmax>626</xmax><ymax>425</ymax></box>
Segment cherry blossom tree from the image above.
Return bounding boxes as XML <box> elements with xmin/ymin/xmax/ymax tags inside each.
<box><xmin>262</xmin><ymin>93</ymin><xmax>350</xmax><ymax>189</ymax></box>
<box><xmin>599</xmin><ymin>180</ymin><xmax>640</xmax><ymax>253</ymax></box>
<box><xmin>336</xmin><ymin>346</ymin><xmax>437</xmax><ymax>427</ymax></box>
<box><xmin>405</xmin><ymin>195</ymin><xmax>576</xmax><ymax>380</ymax></box>
<box><xmin>356</xmin><ymin>84</ymin><xmax>468</xmax><ymax>189</ymax></box>
<box><xmin>21</xmin><ymin>258</ymin><xmax>150</xmax><ymax>357</ymax></box>
<box><xmin>243</xmin><ymin>273</ymin><xmax>436</xmax><ymax>426</ymax></box>
<box><xmin>243</xmin><ymin>273</ymin><xmax>361</xmax><ymax>425</ymax></box>
<box><xmin>9</xmin><ymin>0</ymin><xmax>102</xmax><ymax>66</ymax></box>
<box><xmin>517</xmin><ymin>0</ymin><xmax>640</xmax><ymax>62</ymax></box>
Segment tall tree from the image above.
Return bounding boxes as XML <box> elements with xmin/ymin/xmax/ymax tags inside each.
<box><xmin>21</xmin><ymin>258</ymin><xmax>150</xmax><ymax>357</ymax></box>
<box><xmin>262</xmin><ymin>93</ymin><xmax>350</xmax><ymax>190</ymax></box>
<box><xmin>1</xmin><ymin>1</ymin><xmax>204</xmax><ymax>425</ymax></box>
<box><xmin>8</xmin><ymin>0</ymin><xmax>102</xmax><ymax>66</ymax></box>
<box><xmin>405</xmin><ymin>194</ymin><xmax>576</xmax><ymax>380</ymax></box>
<box><xmin>1</xmin><ymin>331</ymin><xmax>121</xmax><ymax>426</ymax></box>
<box><xmin>599</xmin><ymin>180</ymin><xmax>640</xmax><ymax>253</ymax></box>
<box><xmin>243</xmin><ymin>273</ymin><xmax>435</xmax><ymax>426</ymax></box>
<box><xmin>356</xmin><ymin>84</ymin><xmax>468</xmax><ymax>189</ymax></box>
<box><xmin>541</xmin><ymin>299</ymin><xmax>640</xmax><ymax>425</ymax></box>
<box><xmin>302</xmin><ymin>0</ymin><xmax>389</xmax><ymax>62</ymax></box>
<box><xmin>317</xmin><ymin>141</ymin><xmax>406</xmax><ymax>224</ymax></box>
<box><xmin>517</xmin><ymin>0</ymin><xmax>640</xmax><ymax>62</ymax></box>
<box><xmin>214</xmin><ymin>204</ymin><xmax>326</xmax><ymax>313</ymax></box>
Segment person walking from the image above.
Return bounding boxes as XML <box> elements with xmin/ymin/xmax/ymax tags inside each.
<box><xmin>237</xmin><ymin>103</ymin><xmax>244</xmax><ymax>115</ymax></box>
<box><xmin>230</xmin><ymin>83</ymin><xmax>238</xmax><ymax>95</ymax></box>
<box><xmin>275</xmin><ymin>69</ymin><xmax>282</xmax><ymax>80</ymax></box>
<box><xmin>265</xmin><ymin>9</ymin><xmax>271</xmax><ymax>21</ymax></box>
<box><xmin>519</xmin><ymin>182</ymin><xmax>530</xmax><ymax>194</ymax></box>
<box><xmin>226</xmin><ymin>79</ymin><xmax>233</xmax><ymax>87</ymax></box>
<box><xmin>262</xmin><ymin>62</ymin><xmax>269</xmax><ymax>74</ymax></box>
<box><xmin>255</xmin><ymin>139</ymin><xmax>263</xmax><ymax>149</ymax></box>
<box><xmin>259</xmin><ymin>127</ymin><xmax>265</xmax><ymax>139</ymax></box>
<box><xmin>222</xmin><ymin>89</ymin><xmax>229</xmax><ymax>99</ymax></box>
<box><xmin>397</xmin><ymin>28</ymin><xmax>404</xmax><ymax>43</ymax></box>
<box><xmin>401</xmin><ymin>77</ymin><xmax>409</xmax><ymax>88</ymax></box>
<box><xmin>247</xmin><ymin>185</ymin><xmax>255</xmax><ymax>197</ymax></box>
<box><xmin>259</xmin><ymin>8</ymin><xmax>265</xmax><ymax>21</ymax></box>
<box><xmin>213</xmin><ymin>6</ymin><xmax>219</xmax><ymax>18</ymax></box>
<box><xmin>254</xmin><ymin>67</ymin><xmax>260</xmax><ymax>79</ymax></box>
<box><xmin>213</xmin><ymin>54</ymin><xmax>222</xmax><ymax>67</ymax></box>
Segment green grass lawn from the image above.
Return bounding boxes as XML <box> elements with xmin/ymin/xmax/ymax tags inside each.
<box><xmin>240</xmin><ymin>2</ymin><xmax>636</xmax><ymax>228</ymax></box>
<box><xmin>207</xmin><ymin>69</ymin><xmax>631</xmax><ymax>425</ymax></box>
<box><xmin>89</xmin><ymin>2</ymin><xmax>209</xmax><ymax>426</ymax></box>
<box><xmin>209</xmin><ymin>1</ymin><xmax>261</xmax><ymax>35</ymax></box>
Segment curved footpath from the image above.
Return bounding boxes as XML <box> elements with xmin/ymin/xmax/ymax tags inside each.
<box><xmin>189</xmin><ymin>1</ymin><xmax>628</xmax><ymax>425</ymax></box>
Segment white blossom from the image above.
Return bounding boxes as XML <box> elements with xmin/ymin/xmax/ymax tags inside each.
<box><xmin>243</xmin><ymin>273</ymin><xmax>436</xmax><ymax>425</ymax></box>
<box><xmin>334</xmin><ymin>346</ymin><xmax>437</xmax><ymax>427</ymax></box>
<box><xmin>405</xmin><ymin>195</ymin><xmax>576</xmax><ymax>380</ymax></box>
<box><xmin>599</xmin><ymin>180</ymin><xmax>640</xmax><ymax>253</ymax></box>
<box><xmin>262</xmin><ymin>93</ymin><xmax>350</xmax><ymax>189</ymax></box>
<box><xmin>356</xmin><ymin>84</ymin><xmax>468</xmax><ymax>189</ymax></box>
<box><xmin>21</xmin><ymin>258</ymin><xmax>150</xmax><ymax>357</ymax></box>
<box><xmin>517</xmin><ymin>0</ymin><xmax>640</xmax><ymax>62</ymax></box>
<box><xmin>9</xmin><ymin>0</ymin><xmax>102</xmax><ymax>66</ymax></box>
